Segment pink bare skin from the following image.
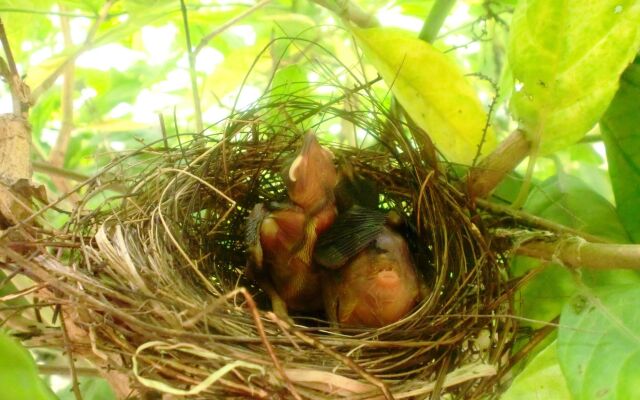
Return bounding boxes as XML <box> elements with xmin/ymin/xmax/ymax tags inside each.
<box><xmin>324</xmin><ymin>226</ymin><xmax>421</xmax><ymax>327</ymax></box>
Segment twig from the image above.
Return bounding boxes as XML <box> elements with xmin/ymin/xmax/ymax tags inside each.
<box><xmin>49</xmin><ymin>7</ymin><xmax>77</xmax><ymax>197</ymax></box>
<box><xmin>478</xmin><ymin>199</ymin><xmax>609</xmax><ymax>244</ymax></box>
<box><xmin>0</xmin><ymin>17</ymin><xmax>28</xmax><ymax>114</ymax></box>
<box><xmin>29</xmin><ymin>0</ymin><xmax>115</xmax><ymax>103</ymax></box>
<box><xmin>33</xmin><ymin>160</ymin><xmax>89</xmax><ymax>182</ymax></box>
<box><xmin>310</xmin><ymin>0</ymin><xmax>378</xmax><ymax>28</ymax></box>
<box><xmin>238</xmin><ymin>289</ymin><xmax>302</xmax><ymax>400</ymax></box>
<box><xmin>179</xmin><ymin>0</ymin><xmax>204</xmax><ymax>134</ymax></box>
<box><xmin>59</xmin><ymin>310</ymin><xmax>84</xmax><ymax>400</ymax></box>
<box><xmin>194</xmin><ymin>0</ymin><xmax>271</xmax><ymax>56</ymax></box>
<box><xmin>419</xmin><ymin>0</ymin><xmax>457</xmax><ymax>43</ymax></box>
<box><xmin>516</xmin><ymin>236</ymin><xmax>640</xmax><ymax>270</ymax></box>
<box><xmin>39</xmin><ymin>365</ymin><xmax>101</xmax><ymax>376</ymax></box>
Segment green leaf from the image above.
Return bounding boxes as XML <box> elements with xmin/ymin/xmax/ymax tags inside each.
<box><xmin>524</xmin><ymin>174</ymin><xmax>629</xmax><ymax>243</ymax></box>
<box><xmin>508</xmin><ymin>0</ymin><xmax>640</xmax><ymax>154</ymax></box>
<box><xmin>512</xmin><ymin>174</ymin><xmax>640</xmax><ymax>326</ymax></box>
<box><xmin>601</xmin><ymin>58</ymin><xmax>640</xmax><ymax>243</ymax></box>
<box><xmin>351</xmin><ymin>27</ymin><xmax>496</xmax><ymax>165</ymax></box>
<box><xmin>501</xmin><ymin>341</ymin><xmax>571</xmax><ymax>400</ymax></box>
<box><xmin>260</xmin><ymin>64</ymin><xmax>311</xmax><ymax>127</ymax></box>
<box><xmin>558</xmin><ymin>286</ymin><xmax>640</xmax><ymax>400</ymax></box>
<box><xmin>0</xmin><ymin>331</ymin><xmax>56</xmax><ymax>400</ymax></box>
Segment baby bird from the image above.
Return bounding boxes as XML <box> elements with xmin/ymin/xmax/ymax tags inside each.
<box><xmin>315</xmin><ymin>162</ymin><xmax>424</xmax><ymax>328</ymax></box>
<box><xmin>316</xmin><ymin>207</ymin><xmax>422</xmax><ymax>327</ymax></box>
<box><xmin>246</xmin><ymin>133</ymin><xmax>337</xmax><ymax>319</ymax></box>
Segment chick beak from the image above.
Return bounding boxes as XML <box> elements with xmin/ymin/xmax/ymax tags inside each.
<box><xmin>287</xmin><ymin>132</ymin><xmax>337</xmax><ymax>212</ymax></box>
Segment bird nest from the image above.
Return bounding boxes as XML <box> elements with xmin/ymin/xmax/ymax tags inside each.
<box><xmin>3</xmin><ymin>79</ymin><xmax>515</xmax><ymax>399</ymax></box>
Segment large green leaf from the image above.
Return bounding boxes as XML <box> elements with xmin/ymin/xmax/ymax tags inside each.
<box><xmin>601</xmin><ymin>57</ymin><xmax>640</xmax><ymax>243</ymax></box>
<box><xmin>501</xmin><ymin>341</ymin><xmax>571</xmax><ymax>400</ymax></box>
<box><xmin>0</xmin><ymin>331</ymin><xmax>56</xmax><ymax>400</ymax></box>
<box><xmin>352</xmin><ymin>27</ymin><xmax>496</xmax><ymax>165</ymax></box>
<box><xmin>508</xmin><ymin>0</ymin><xmax>640</xmax><ymax>154</ymax></box>
<box><xmin>558</xmin><ymin>286</ymin><xmax>640</xmax><ymax>400</ymax></box>
<box><xmin>512</xmin><ymin>174</ymin><xmax>640</xmax><ymax>326</ymax></box>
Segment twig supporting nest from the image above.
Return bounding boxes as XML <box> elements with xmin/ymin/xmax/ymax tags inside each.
<box><xmin>2</xmin><ymin>74</ymin><xmax>515</xmax><ymax>398</ymax></box>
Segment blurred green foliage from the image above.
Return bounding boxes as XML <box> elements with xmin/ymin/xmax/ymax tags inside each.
<box><xmin>2</xmin><ymin>0</ymin><xmax>640</xmax><ymax>399</ymax></box>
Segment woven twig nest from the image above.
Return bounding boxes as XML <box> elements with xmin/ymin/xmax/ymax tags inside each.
<box><xmin>7</xmin><ymin>79</ymin><xmax>514</xmax><ymax>399</ymax></box>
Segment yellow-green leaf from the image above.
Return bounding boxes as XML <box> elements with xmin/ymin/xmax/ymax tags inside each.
<box><xmin>508</xmin><ymin>0</ymin><xmax>640</xmax><ymax>154</ymax></box>
<box><xmin>352</xmin><ymin>27</ymin><xmax>495</xmax><ymax>165</ymax></box>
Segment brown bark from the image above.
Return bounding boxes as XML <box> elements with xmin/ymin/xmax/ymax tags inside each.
<box><xmin>466</xmin><ymin>129</ymin><xmax>530</xmax><ymax>200</ymax></box>
<box><xmin>0</xmin><ymin>115</ymin><xmax>32</xmax><ymax>229</ymax></box>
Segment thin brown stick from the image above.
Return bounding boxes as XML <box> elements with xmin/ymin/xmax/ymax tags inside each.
<box><xmin>0</xmin><ymin>17</ymin><xmax>28</xmax><ymax>114</ymax></box>
<box><xmin>478</xmin><ymin>199</ymin><xmax>609</xmax><ymax>244</ymax></box>
<box><xmin>59</xmin><ymin>310</ymin><xmax>84</xmax><ymax>400</ymax></box>
<box><xmin>238</xmin><ymin>288</ymin><xmax>302</xmax><ymax>400</ymax></box>
<box><xmin>33</xmin><ymin>160</ymin><xmax>89</xmax><ymax>182</ymax></box>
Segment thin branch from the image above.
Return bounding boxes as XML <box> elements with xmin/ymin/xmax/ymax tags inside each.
<box><xmin>59</xmin><ymin>310</ymin><xmax>83</xmax><ymax>400</ymax></box>
<box><xmin>0</xmin><ymin>17</ymin><xmax>29</xmax><ymax>114</ymax></box>
<box><xmin>515</xmin><ymin>236</ymin><xmax>640</xmax><ymax>270</ymax></box>
<box><xmin>0</xmin><ymin>19</ymin><xmax>17</xmax><ymax>76</ymax></box>
<box><xmin>49</xmin><ymin>5</ymin><xmax>76</xmax><ymax>197</ymax></box>
<box><xmin>310</xmin><ymin>0</ymin><xmax>378</xmax><ymax>28</ymax></box>
<box><xmin>478</xmin><ymin>198</ymin><xmax>609</xmax><ymax>244</ymax></box>
<box><xmin>39</xmin><ymin>365</ymin><xmax>101</xmax><ymax>377</ymax></box>
<box><xmin>29</xmin><ymin>0</ymin><xmax>115</xmax><ymax>104</ymax></box>
<box><xmin>466</xmin><ymin>129</ymin><xmax>530</xmax><ymax>200</ymax></box>
<box><xmin>193</xmin><ymin>0</ymin><xmax>271</xmax><ymax>56</ymax></box>
<box><xmin>33</xmin><ymin>161</ymin><xmax>89</xmax><ymax>182</ymax></box>
<box><xmin>180</xmin><ymin>0</ymin><xmax>204</xmax><ymax>133</ymax></box>
<box><xmin>419</xmin><ymin>0</ymin><xmax>457</xmax><ymax>43</ymax></box>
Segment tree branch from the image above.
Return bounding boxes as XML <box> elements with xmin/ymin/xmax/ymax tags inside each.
<box><xmin>29</xmin><ymin>0</ymin><xmax>115</xmax><ymax>104</ymax></box>
<box><xmin>516</xmin><ymin>236</ymin><xmax>640</xmax><ymax>271</ymax></box>
<box><xmin>49</xmin><ymin>6</ymin><xmax>76</xmax><ymax>197</ymax></box>
<box><xmin>310</xmin><ymin>0</ymin><xmax>378</xmax><ymax>28</ymax></box>
<box><xmin>0</xmin><ymin>18</ymin><xmax>30</xmax><ymax>115</ymax></box>
<box><xmin>466</xmin><ymin>129</ymin><xmax>530</xmax><ymax>199</ymax></box>
<box><xmin>419</xmin><ymin>0</ymin><xmax>457</xmax><ymax>43</ymax></box>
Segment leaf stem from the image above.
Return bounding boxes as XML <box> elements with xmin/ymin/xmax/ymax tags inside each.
<box><xmin>419</xmin><ymin>0</ymin><xmax>457</xmax><ymax>43</ymax></box>
<box><xmin>180</xmin><ymin>0</ymin><xmax>204</xmax><ymax>134</ymax></box>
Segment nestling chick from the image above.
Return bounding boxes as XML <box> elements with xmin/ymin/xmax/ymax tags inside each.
<box><xmin>316</xmin><ymin>207</ymin><xmax>422</xmax><ymax>327</ymax></box>
<box><xmin>245</xmin><ymin>133</ymin><xmax>337</xmax><ymax>319</ymax></box>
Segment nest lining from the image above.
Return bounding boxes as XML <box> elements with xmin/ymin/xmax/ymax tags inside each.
<box><xmin>5</xmin><ymin>83</ymin><xmax>515</xmax><ymax>399</ymax></box>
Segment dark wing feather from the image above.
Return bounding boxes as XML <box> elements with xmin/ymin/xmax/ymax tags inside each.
<box><xmin>314</xmin><ymin>206</ymin><xmax>387</xmax><ymax>269</ymax></box>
